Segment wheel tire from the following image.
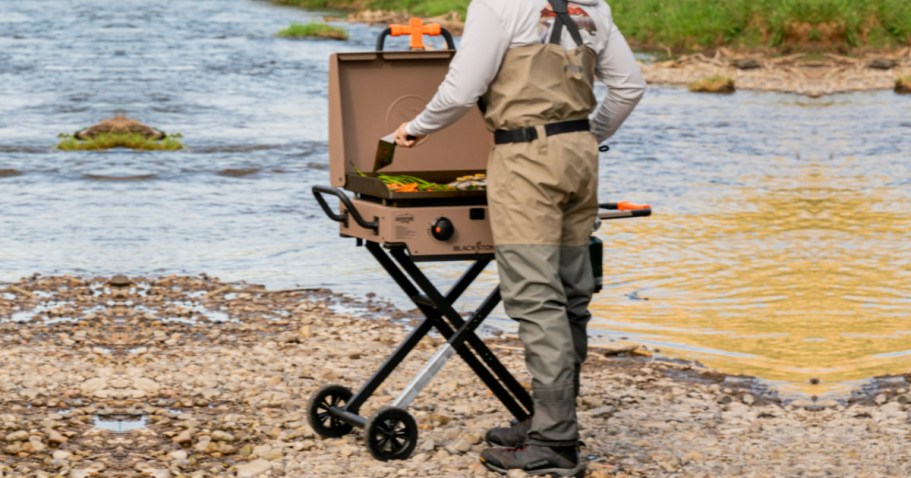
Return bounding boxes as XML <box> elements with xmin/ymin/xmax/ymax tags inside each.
<box><xmin>307</xmin><ymin>384</ymin><xmax>354</xmax><ymax>438</ymax></box>
<box><xmin>365</xmin><ymin>406</ymin><xmax>418</xmax><ymax>461</ymax></box>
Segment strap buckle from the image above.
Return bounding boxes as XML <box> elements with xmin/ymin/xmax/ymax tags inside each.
<box><xmin>517</xmin><ymin>127</ymin><xmax>538</xmax><ymax>142</ymax></box>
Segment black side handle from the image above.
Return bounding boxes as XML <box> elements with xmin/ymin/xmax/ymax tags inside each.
<box><xmin>312</xmin><ymin>185</ymin><xmax>379</xmax><ymax>233</ymax></box>
<box><xmin>599</xmin><ymin>202</ymin><xmax>652</xmax><ymax>220</ymax></box>
<box><xmin>376</xmin><ymin>27</ymin><xmax>456</xmax><ymax>51</ymax></box>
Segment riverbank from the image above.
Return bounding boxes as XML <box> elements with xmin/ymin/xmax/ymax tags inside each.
<box><xmin>2</xmin><ymin>275</ymin><xmax>911</xmax><ymax>477</ymax></box>
<box><xmin>316</xmin><ymin>10</ymin><xmax>911</xmax><ymax>96</ymax></box>
<box><xmin>282</xmin><ymin>0</ymin><xmax>911</xmax><ymax>53</ymax></box>
<box><xmin>641</xmin><ymin>48</ymin><xmax>911</xmax><ymax>96</ymax></box>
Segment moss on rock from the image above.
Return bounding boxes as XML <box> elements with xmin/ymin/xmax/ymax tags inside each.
<box><xmin>896</xmin><ymin>76</ymin><xmax>911</xmax><ymax>94</ymax></box>
<box><xmin>689</xmin><ymin>75</ymin><xmax>737</xmax><ymax>94</ymax></box>
<box><xmin>57</xmin><ymin>133</ymin><xmax>183</xmax><ymax>151</ymax></box>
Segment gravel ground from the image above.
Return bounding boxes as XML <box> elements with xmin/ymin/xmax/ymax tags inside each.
<box><xmin>1</xmin><ymin>275</ymin><xmax>910</xmax><ymax>478</ymax></box>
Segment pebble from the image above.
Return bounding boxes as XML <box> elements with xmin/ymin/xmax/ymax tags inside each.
<box><xmin>52</xmin><ymin>450</ymin><xmax>71</xmax><ymax>462</ymax></box>
<box><xmin>446</xmin><ymin>438</ymin><xmax>471</xmax><ymax>454</ymax></box>
<box><xmin>168</xmin><ymin>450</ymin><xmax>188</xmax><ymax>462</ymax></box>
<box><xmin>212</xmin><ymin>430</ymin><xmax>235</xmax><ymax>442</ymax></box>
<box><xmin>4</xmin><ymin>431</ymin><xmax>28</xmax><ymax>442</ymax></box>
<box><xmin>235</xmin><ymin>459</ymin><xmax>273</xmax><ymax>478</ymax></box>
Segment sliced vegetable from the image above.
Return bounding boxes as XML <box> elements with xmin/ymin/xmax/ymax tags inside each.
<box><xmin>355</xmin><ymin>169</ymin><xmax>486</xmax><ymax>193</ymax></box>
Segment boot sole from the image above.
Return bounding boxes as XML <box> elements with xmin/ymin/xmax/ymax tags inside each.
<box><xmin>482</xmin><ymin>461</ymin><xmax>585</xmax><ymax>477</ymax></box>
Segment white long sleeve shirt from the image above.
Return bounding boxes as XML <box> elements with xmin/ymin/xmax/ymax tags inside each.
<box><xmin>406</xmin><ymin>0</ymin><xmax>645</xmax><ymax>143</ymax></box>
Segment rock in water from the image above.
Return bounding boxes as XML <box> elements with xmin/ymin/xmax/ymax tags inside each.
<box><xmin>74</xmin><ymin>113</ymin><xmax>166</xmax><ymax>140</ymax></box>
<box><xmin>108</xmin><ymin>274</ymin><xmax>133</xmax><ymax>288</ymax></box>
<box><xmin>689</xmin><ymin>76</ymin><xmax>736</xmax><ymax>94</ymax></box>
<box><xmin>897</xmin><ymin>77</ymin><xmax>911</xmax><ymax>94</ymax></box>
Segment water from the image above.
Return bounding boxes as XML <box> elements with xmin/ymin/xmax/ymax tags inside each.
<box><xmin>1</xmin><ymin>0</ymin><xmax>910</xmax><ymax>395</ymax></box>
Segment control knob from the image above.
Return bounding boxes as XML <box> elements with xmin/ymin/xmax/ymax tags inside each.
<box><xmin>431</xmin><ymin>217</ymin><xmax>454</xmax><ymax>241</ymax></box>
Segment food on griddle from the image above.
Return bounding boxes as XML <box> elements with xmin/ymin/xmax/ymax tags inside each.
<box><xmin>375</xmin><ymin>173</ymin><xmax>454</xmax><ymax>192</ymax></box>
<box><xmin>447</xmin><ymin>173</ymin><xmax>487</xmax><ymax>191</ymax></box>
<box><xmin>357</xmin><ymin>170</ymin><xmax>487</xmax><ymax>193</ymax></box>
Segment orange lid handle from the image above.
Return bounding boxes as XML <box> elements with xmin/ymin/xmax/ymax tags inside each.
<box><xmin>616</xmin><ymin>201</ymin><xmax>651</xmax><ymax>211</ymax></box>
<box><xmin>389</xmin><ymin>18</ymin><xmax>443</xmax><ymax>50</ymax></box>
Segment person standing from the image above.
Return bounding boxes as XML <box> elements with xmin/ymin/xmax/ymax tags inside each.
<box><xmin>394</xmin><ymin>0</ymin><xmax>645</xmax><ymax>475</ymax></box>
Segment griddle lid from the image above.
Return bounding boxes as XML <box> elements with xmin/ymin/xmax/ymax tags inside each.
<box><xmin>328</xmin><ymin>51</ymin><xmax>492</xmax><ymax>188</ymax></box>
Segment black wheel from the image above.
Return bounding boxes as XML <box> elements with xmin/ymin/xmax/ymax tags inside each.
<box><xmin>365</xmin><ymin>406</ymin><xmax>418</xmax><ymax>461</ymax></box>
<box><xmin>307</xmin><ymin>384</ymin><xmax>354</xmax><ymax>438</ymax></box>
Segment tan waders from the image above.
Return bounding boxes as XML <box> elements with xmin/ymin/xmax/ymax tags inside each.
<box><xmin>482</xmin><ymin>0</ymin><xmax>598</xmax><ymax>449</ymax></box>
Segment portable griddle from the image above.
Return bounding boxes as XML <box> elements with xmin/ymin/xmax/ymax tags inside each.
<box><xmin>308</xmin><ymin>24</ymin><xmax>651</xmax><ymax>462</ymax></box>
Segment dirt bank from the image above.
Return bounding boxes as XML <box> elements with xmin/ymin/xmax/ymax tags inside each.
<box><xmin>641</xmin><ymin>48</ymin><xmax>911</xmax><ymax>97</ymax></box>
<box><xmin>1</xmin><ymin>275</ymin><xmax>911</xmax><ymax>477</ymax></box>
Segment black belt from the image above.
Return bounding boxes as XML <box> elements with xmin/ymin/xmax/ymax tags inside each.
<box><xmin>493</xmin><ymin>119</ymin><xmax>591</xmax><ymax>145</ymax></box>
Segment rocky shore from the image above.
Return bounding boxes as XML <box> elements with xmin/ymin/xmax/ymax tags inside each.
<box><xmin>2</xmin><ymin>275</ymin><xmax>911</xmax><ymax>477</ymax></box>
<box><xmin>640</xmin><ymin>48</ymin><xmax>911</xmax><ymax>97</ymax></box>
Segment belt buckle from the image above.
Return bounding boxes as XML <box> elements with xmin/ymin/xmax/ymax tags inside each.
<box><xmin>520</xmin><ymin>127</ymin><xmax>537</xmax><ymax>142</ymax></box>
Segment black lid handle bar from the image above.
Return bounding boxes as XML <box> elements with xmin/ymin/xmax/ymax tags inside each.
<box><xmin>376</xmin><ymin>26</ymin><xmax>455</xmax><ymax>51</ymax></box>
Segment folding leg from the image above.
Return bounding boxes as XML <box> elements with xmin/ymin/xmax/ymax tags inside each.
<box><xmin>312</xmin><ymin>241</ymin><xmax>532</xmax><ymax>444</ymax></box>
<box><xmin>383</xmin><ymin>245</ymin><xmax>533</xmax><ymax>419</ymax></box>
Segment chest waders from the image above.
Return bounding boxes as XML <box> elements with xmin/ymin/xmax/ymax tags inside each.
<box><xmin>481</xmin><ymin>0</ymin><xmax>598</xmax><ymax>447</ymax></box>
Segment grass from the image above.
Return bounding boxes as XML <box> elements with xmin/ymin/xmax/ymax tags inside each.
<box><xmin>277</xmin><ymin>22</ymin><xmax>348</xmax><ymax>40</ymax></box>
<box><xmin>273</xmin><ymin>0</ymin><xmax>911</xmax><ymax>52</ymax></box>
<box><xmin>608</xmin><ymin>0</ymin><xmax>911</xmax><ymax>52</ymax></box>
<box><xmin>57</xmin><ymin>133</ymin><xmax>183</xmax><ymax>151</ymax></box>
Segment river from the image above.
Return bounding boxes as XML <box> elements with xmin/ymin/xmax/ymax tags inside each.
<box><xmin>1</xmin><ymin>0</ymin><xmax>910</xmax><ymax>396</ymax></box>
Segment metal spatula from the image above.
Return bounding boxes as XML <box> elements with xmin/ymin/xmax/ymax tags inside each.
<box><xmin>373</xmin><ymin>134</ymin><xmax>397</xmax><ymax>172</ymax></box>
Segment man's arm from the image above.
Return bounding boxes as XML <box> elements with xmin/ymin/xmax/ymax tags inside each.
<box><xmin>404</xmin><ymin>1</ymin><xmax>511</xmax><ymax>137</ymax></box>
<box><xmin>590</xmin><ymin>18</ymin><xmax>646</xmax><ymax>143</ymax></box>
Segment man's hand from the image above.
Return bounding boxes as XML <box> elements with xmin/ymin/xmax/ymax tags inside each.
<box><xmin>394</xmin><ymin>122</ymin><xmax>425</xmax><ymax>148</ymax></box>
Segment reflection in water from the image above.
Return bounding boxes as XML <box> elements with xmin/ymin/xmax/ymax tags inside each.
<box><xmin>591</xmin><ymin>102</ymin><xmax>911</xmax><ymax>395</ymax></box>
<box><xmin>0</xmin><ymin>1</ymin><xmax>909</xmax><ymax>395</ymax></box>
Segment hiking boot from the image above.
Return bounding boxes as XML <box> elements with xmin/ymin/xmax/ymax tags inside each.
<box><xmin>480</xmin><ymin>444</ymin><xmax>585</xmax><ymax>477</ymax></box>
<box><xmin>485</xmin><ymin>418</ymin><xmax>531</xmax><ymax>447</ymax></box>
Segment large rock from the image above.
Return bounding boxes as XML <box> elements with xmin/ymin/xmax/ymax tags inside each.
<box><xmin>689</xmin><ymin>75</ymin><xmax>736</xmax><ymax>94</ymax></box>
<box><xmin>74</xmin><ymin>113</ymin><xmax>165</xmax><ymax>140</ymax></box>
<box><xmin>897</xmin><ymin>77</ymin><xmax>911</xmax><ymax>94</ymax></box>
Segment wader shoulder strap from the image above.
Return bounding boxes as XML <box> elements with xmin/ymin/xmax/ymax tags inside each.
<box><xmin>547</xmin><ymin>0</ymin><xmax>584</xmax><ymax>47</ymax></box>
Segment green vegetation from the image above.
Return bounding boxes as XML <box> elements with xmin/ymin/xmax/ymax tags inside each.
<box><xmin>277</xmin><ymin>22</ymin><xmax>349</xmax><ymax>40</ymax></box>
<box><xmin>274</xmin><ymin>0</ymin><xmax>911</xmax><ymax>52</ymax></box>
<box><xmin>272</xmin><ymin>0</ymin><xmax>469</xmax><ymax>18</ymax></box>
<box><xmin>57</xmin><ymin>133</ymin><xmax>183</xmax><ymax>151</ymax></box>
<box><xmin>609</xmin><ymin>0</ymin><xmax>911</xmax><ymax>52</ymax></box>
<box><xmin>688</xmin><ymin>75</ymin><xmax>736</xmax><ymax>94</ymax></box>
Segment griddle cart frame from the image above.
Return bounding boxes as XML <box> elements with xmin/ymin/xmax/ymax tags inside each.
<box><xmin>309</xmin><ymin>187</ymin><xmax>651</xmax><ymax>461</ymax></box>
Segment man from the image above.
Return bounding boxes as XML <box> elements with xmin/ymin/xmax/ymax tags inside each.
<box><xmin>395</xmin><ymin>0</ymin><xmax>645</xmax><ymax>475</ymax></box>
